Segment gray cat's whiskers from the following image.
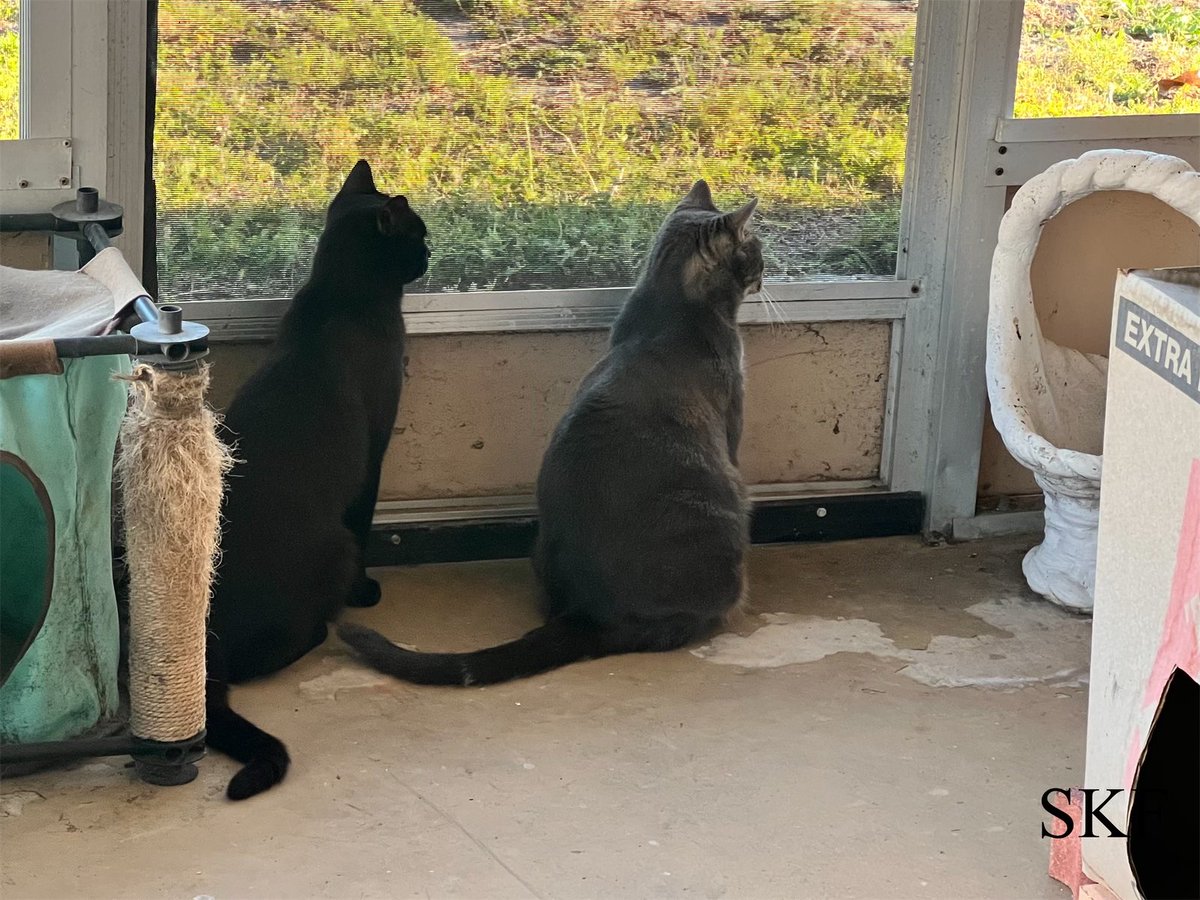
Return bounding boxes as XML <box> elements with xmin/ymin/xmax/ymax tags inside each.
<box><xmin>757</xmin><ymin>286</ymin><xmax>787</xmax><ymax>333</ymax></box>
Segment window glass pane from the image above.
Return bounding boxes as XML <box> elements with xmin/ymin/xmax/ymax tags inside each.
<box><xmin>1016</xmin><ymin>0</ymin><xmax>1200</xmax><ymax>118</ymax></box>
<box><xmin>154</xmin><ymin>1</ymin><xmax>916</xmax><ymax>301</ymax></box>
<box><xmin>0</xmin><ymin>0</ymin><xmax>18</xmax><ymax>140</ymax></box>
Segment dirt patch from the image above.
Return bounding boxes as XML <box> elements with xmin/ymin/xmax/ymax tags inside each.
<box><xmin>416</xmin><ymin>0</ymin><xmax>914</xmax><ymax>115</ymax></box>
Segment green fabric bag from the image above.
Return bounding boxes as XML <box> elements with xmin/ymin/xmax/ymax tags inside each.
<box><xmin>0</xmin><ymin>355</ymin><xmax>130</xmax><ymax>743</ymax></box>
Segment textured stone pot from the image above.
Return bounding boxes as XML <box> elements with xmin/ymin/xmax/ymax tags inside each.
<box><xmin>985</xmin><ymin>149</ymin><xmax>1200</xmax><ymax>612</ymax></box>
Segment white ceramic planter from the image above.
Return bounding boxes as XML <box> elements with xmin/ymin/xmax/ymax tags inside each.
<box><xmin>985</xmin><ymin>149</ymin><xmax>1200</xmax><ymax>612</ymax></box>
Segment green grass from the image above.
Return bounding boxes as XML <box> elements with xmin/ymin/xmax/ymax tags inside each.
<box><xmin>816</xmin><ymin>201</ymin><xmax>902</xmax><ymax>277</ymax></box>
<box><xmin>156</xmin><ymin>200</ymin><xmax>672</xmax><ymax>298</ymax></box>
<box><xmin>1015</xmin><ymin>0</ymin><xmax>1200</xmax><ymax>116</ymax></box>
<box><xmin>0</xmin><ymin>0</ymin><xmax>18</xmax><ymax>141</ymax></box>
<box><xmin>154</xmin><ymin>1</ymin><xmax>911</xmax><ymax>208</ymax></box>
<box><xmin>4</xmin><ymin>0</ymin><xmax>1195</xmax><ymax>297</ymax></box>
<box><xmin>152</xmin><ymin>0</ymin><xmax>915</xmax><ymax>297</ymax></box>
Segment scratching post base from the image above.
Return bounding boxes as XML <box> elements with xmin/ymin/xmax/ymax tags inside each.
<box><xmin>130</xmin><ymin>731</ymin><xmax>206</xmax><ymax>786</ymax></box>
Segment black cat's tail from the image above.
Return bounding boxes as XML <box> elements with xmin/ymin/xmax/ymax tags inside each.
<box><xmin>205</xmin><ymin>680</ymin><xmax>290</xmax><ymax>800</ymax></box>
<box><xmin>338</xmin><ymin>618</ymin><xmax>603</xmax><ymax>686</ymax></box>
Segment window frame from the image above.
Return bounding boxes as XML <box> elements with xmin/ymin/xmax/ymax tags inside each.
<box><xmin>1</xmin><ymin>0</ymin><xmax>145</xmax><ymax>275</ymax></box>
<box><xmin>160</xmin><ymin>0</ymin><xmax>966</xmax><ymax>518</ymax></box>
<box><xmin>928</xmin><ymin>0</ymin><xmax>1200</xmax><ymax>537</ymax></box>
<box><xmin>987</xmin><ymin>112</ymin><xmax>1200</xmax><ymax>186</ymax></box>
<box><xmin>151</xmin><ymin>2</ymin><xmax>932</xmax><ymax>338</ymax></box>
<box><xmin>0</xmin><ymin>0</ymin><xmax>107</xmax><ymax>214</ymax></box>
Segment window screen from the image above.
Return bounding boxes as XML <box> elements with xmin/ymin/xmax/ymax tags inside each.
<box><xmin>1016</xmin><ymin>0</ymin><xmax>1200</xmax><ymax>118</ymax></box>
<box><xmin>154</xmin><ymin>1</ymin><xmax>917</xmax><ymax>301</ymax></box>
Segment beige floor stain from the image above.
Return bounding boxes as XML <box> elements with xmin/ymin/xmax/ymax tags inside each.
<box><xmin>1</xmin><ymin>536</ymin><xmax>1080</xmax><ymax>900</ymax></box>
<box><xmin>694</xmin><ymin>595</ymin><xmax>1091</xmax><ymax>690</ymax></box>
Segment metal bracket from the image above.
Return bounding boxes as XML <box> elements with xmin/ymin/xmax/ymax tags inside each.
<box><xmin>52</xmin><ymin>186</ymin><xmax>124</xmax><ymax>234</ymax></box>
<box><xmin>0</xmin><ymin>137</ymin><xmax>73</xmax><ymax>191</ymax></box>
<box><xmin>130</xmin><ymin>304</ymin><xmax>210</xmax><ymax>367</ymax></box>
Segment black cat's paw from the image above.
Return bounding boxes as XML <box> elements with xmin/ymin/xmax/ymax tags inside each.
<box><xmin>347</xmin><ymin>575</ymin><xmax>382</xmax><ymax>608</ymax></box>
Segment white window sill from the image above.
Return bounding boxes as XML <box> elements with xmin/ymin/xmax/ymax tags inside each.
<box><xmin>180</xmin><ymin>278</ymin><xmax>918</xmax><ymax>340</ymax></box>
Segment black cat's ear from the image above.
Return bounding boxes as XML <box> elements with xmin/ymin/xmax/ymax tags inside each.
<box><xmin>723</xmin><ymin>197</ymin><xmax>758</xmax><ymax>235</ymax></box>
<box><xmin>676</xmin><ymin>179</ymin><xmax>717</xmax><ymax>211</ymax></box>
<box><xmin>341</xmin><ymin>159</ymin><xmax>377</xmax><ymax>195</ymax></box>
<box><xmin>377</xmin><ymin>195</ymin><xmax>412</xmax><ymax>235</ymax></box>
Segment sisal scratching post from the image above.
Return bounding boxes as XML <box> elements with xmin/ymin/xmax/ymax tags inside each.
<box><xmin>115</xmin><ymin>363</ymin><xmax>231</xmax><ymax>784</ymax></box>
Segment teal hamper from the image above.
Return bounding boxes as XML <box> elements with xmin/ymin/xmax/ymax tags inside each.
<box><xmin>0</xmin><ymin>354</ymin><xmax>132</xmax><ymax>743</ymax></box>
<box><xmin>1</xmin><ymin>195</ymin><xmax>225</xmax><ymax>787</ymax></box>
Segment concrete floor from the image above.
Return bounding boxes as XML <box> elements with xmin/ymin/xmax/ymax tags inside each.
<box><xmin>0</xmin><ymin>535</ymin><xmax>1091</xmax><ymax>899</ymax></box>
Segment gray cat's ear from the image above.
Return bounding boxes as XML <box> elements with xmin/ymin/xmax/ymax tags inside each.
<box><xmin>377</xmin><ymin>195</ymin><xmax>412</xmax><ymax>235</ymax></box>
<box><xmin>341</xmin><ymin>159</ymin><xmax>377</xmax><ymax>195</ymax></box>
<box><xmin>677</xmin><ymin>179</ymin><xmax>716</xmax><ymax>211</ymax></box>
<box><xmin>723</xmin><ymin>197</ymin><xmax>758</xmax><ymax>234</ymax></box>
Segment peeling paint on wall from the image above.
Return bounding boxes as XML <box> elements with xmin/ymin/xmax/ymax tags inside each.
<box><xmin>206</xmin><ymin>319</ymin><xmax>892</xmax><ymax>503</ymax></box>
<box><xmin>381</xmin><ymin>331</ymin><xmax>608</xmax><ymax>500</ymax></box>
<box><xmin>741</xmin><ymin>322</ymin><xmax>890</xmax><ymax>485</ymax></box>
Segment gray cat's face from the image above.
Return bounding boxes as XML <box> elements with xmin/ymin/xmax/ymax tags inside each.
<box><xmin>651</xmin><ymin>180</ymin><xmax>764</xmax><ymax>302</ymax></box>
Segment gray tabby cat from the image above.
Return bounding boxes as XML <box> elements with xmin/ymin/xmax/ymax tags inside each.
<box><xmin>340</xmin><ymin>180</ymin><xmax>763</xmax><ymax>683</ymax></box>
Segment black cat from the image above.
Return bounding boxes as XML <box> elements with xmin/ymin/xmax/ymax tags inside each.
<box><xmin>340</xmin><ymin>179</ymin><xmax>761</xmax><ymax>685</ymax></box>
<box><xmin>206</xmin><ymin>161</ymin><xmax>429</xmax><ymax>799</ymax></box>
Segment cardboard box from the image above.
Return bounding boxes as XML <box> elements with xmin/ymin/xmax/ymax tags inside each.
<box><xmin>1083</xmin><ymin>267</ymin><xmax>1200</xmax><ymax>899</ymax></box>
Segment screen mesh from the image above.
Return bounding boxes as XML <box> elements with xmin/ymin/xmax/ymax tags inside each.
<box><xmin>154</xmin><ymin>0</ymin><xmax>916</xmax><ymax>301</ymax></box>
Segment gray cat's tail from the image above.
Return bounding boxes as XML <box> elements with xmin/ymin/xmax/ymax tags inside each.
<box><xmin>337</xmin><ymin>618</ymin><xmax>602</xmax><ymax>686</ymax></box>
